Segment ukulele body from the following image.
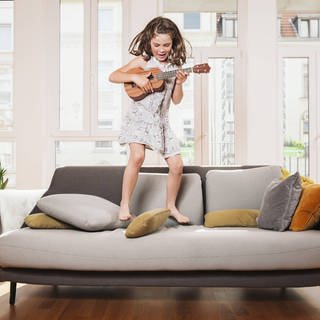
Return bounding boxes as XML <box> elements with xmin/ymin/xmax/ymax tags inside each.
<box><xmin>124</xmin><ymin>67</ymin><xmax>165</xmax><ymax>101</ymax></box>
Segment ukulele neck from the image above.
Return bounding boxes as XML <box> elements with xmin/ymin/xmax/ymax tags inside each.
<box><xmin>156</xmin><ymin>67</ymin><xmax>193</xmax><ymax>80</ymax></box>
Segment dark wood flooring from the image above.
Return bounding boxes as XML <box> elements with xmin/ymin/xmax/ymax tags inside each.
<box><xmin>0</xmin><ymin>284</ymin><xmax>320</xmax><ymax>320</ymax></box>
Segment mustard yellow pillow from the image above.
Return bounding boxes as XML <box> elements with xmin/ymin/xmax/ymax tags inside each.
<box><xmin>125</xmin><ymin>208</ymin><xmax>170</xmax><ymax>238</ymax></box>
<box><xmin>24</xmin><ymin>213</ymin><xmax>73</xmax><ymax>229</ymax></box>
<box><xmin>204</xmin><ymin>209</ymin><xmax>259</xmax><ymax>228</ymax></box>
<box><xmin>281</xmin><ymin>167</ymin><xmax>314</xmax><ymax>187</ymax></box>
<box><xmin>289</xmin><ymin>184</ymin><xmax>320</xmax><ymax>231</ymax></box>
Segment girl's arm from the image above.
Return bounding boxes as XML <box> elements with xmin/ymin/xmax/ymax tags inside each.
<box><xmin>108</xmin><ymin>56</ymin><xmax>154</xmax><ymax>93</ymax></box>
<box><xmin>171</xmin><ymin>70</ymin><xmax>188</xmax><ymax>105</ymax></box>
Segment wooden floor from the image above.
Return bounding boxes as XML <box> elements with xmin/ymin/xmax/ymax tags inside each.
<box><xmin>0</xmin><ymin>283</ymin><xmax>320</xmax><ymax>320</ymax></box>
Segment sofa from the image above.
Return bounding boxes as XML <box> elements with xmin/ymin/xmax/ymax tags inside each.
<box><xmin>1</xmin><ymin>165</ymin><xmax>320</xmax><ymax>305</ymax></box>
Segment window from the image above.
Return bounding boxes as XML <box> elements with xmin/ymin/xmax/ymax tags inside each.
<box><xmin>183</xmin><ymin>13</ymin><xmax>200</xmax><ymax>30</ymax></box>
<box><xmin>298</xmin><ymin>18</ymin><xmax>320</xmax><ymax>38</ymax></box>
<box><xmin>217</xmin><ymin>13</ymin><xmax>238</xmax><ymax>40</ymax></box>
<box><xmin>208</xmin><ymin>58</ymin><xmax>235</xmax><ymax>165</ymax></box>
<box><xmin>282</xmin><ymin>58</ymin><xmax>309</xmax><ymax>176</ymax></box>
<box><xmin>55</xmin><ymin>141</ymin><xmax>127</xmax><ymax>167</ymax></box>
<box><xmin>59</xmin><ymin>0</ymin><xmax>84</xmax><ymax>131</ymax></box>
<box><xmin>0</xmin><ymin>24</ymin><xmax>12</xmax><ymax>51</ymax></box>
<box><xmin>56</xmin><ymin>0</ymin><xmax>123</xmax><ymax>166</ymax></box>
<box><xmin>223</xmin><ymin>15</ymin><xmax>237</xmax><ymax>38</ymax></box>
<box><xmin>310</xmin><ymin>19</ymin><xmax>319</xmax><ymax>37</ymax></box>
<box><xmin>164</xmin><ymin>1</ymin><xmax>238</xmax><ymax>165</ymax></box>
<box><xmin>279</xmin><ymin>13</ymin><xmax>320</xmax><ymax>41</ymax></box>
<box><xmin>98</xmin><ymin>8</ymin><xmax>113</xmax><ymax>32</ymax></box>
<box><xmin>98</xmin><ymin>1</ymin><xmax>122</xmax><ymax>131</ymax></box>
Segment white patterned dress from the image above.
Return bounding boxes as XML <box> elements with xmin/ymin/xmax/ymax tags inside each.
<box><xmin>119</xmin><ymin>57</ymin><xmax>180</xmax><ymax>158</ymax></box>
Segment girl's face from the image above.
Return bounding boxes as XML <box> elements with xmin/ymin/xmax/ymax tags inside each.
<box><xmin>150</xmin><ymin>33</ymin><xmax>172</xmax><ymax>63</ymax></box>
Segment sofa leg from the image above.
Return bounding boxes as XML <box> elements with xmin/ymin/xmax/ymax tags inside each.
<box><xmin>9</xmin><ymin>282</ymin><xmax>17</xmax><ymax>305</ymax></box>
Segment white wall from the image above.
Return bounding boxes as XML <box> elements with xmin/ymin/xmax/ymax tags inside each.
<box><xmin>244</xmin><ymin>0</ymin><xmax>282</xmax><ymax>165</ymax></box>
<box><xmin>14</xmin><ymin>0</ymin><xmax>49</xmax><ymax>188</ymax></box>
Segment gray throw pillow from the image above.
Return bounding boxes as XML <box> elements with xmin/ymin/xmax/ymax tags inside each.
<box><xmin>37</xmin><ymin>194</ymin><xmax>129</xmax><ymax>231</ymax></box>
<box><xmin>257</xmin><ymin>172</ymin><xmax>302</xmax><ymax>231</ymax></box>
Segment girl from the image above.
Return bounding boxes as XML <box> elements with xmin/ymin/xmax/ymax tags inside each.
<box><xmin>109</xmin><ymin>16</ymin><xmax>190</xmax><ymax>224</ymax></box>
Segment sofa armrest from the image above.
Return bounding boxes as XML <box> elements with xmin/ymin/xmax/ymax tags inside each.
<box><xmin>0</xmin><ymin>189</ymin><xmax>45</xmax><ymax>234</ymax></box>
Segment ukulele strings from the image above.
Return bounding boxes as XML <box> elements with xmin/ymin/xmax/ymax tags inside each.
<box><xmin>157</xmin><ymin>67</ymin><xmax>193</xmax><ymax>80</ymax></box>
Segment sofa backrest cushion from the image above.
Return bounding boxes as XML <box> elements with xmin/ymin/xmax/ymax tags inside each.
<box><xmin>130</xmin><ymin>173</ymin><xmax>204</xmax><ymax>226</ymax></box>
<box><xmin>205</xmin><ymin>166</ymin><xmax>282</xmax><ymax>212</ymax></box>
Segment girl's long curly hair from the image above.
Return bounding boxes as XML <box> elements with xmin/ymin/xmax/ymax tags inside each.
<box><xmin>128</xmin><ymin>16</ymin><xmax>190</xmax><ymax>67</ymax></box>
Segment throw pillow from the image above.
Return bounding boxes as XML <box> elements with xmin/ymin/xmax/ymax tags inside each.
<box><xmin>37</xmin><ymin>193</ymin><xmax>129</xmax><ymax>231</ymax></box>
<box><xmin>125</xmin><ymin>208</ymin><xmax>170</xmax><ymax>238</ymax></box>
<box><xmin>257</xmin><ymin>172</ymin><xmax>302</xmax><ymax>231</ymax></box>
<box><xmin>289</xmin><ymin>184</ymin><xmax>320</xmax><ymax>231</ymax></box>
<box><xmin>204</xmin><ymin>209</ymin><xmax>259</xmax><ymax>227</ymax></box>
<box><xmin>24</xmin><ymin>213</ymin><xmax>73</xmax><ymax>229</ymax></box>
<box><xmin>280</xmin><ymin>167</ymin><xmax>314</xmax><ymax>187</ymax></box>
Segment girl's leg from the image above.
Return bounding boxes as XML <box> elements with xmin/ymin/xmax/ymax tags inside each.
<box><xmin>119</xmin><ymin>143</ymin><xmax>145</xmax><ymax>220</ymax></box>
<box><xmin>165</xmin><ymin>154</ymin><xmax>190</xmax><ymax>224</ymax></box>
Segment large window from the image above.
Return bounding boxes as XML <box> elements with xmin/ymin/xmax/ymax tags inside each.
<box><xmin>278</xmin><ymin>1</ymin><xmax>320</xmax><ymax>178</ymax></box>
<box><xmin>164</xmin><ymin>0</ymin><xmax>237</xmax><ymax>165</ymax></box>
<box><xmin>57</xmin><ymin>0</ymin><xmax>123</xmax><ymax>167</ymax></box>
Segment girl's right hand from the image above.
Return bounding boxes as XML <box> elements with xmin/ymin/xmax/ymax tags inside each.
<box><xmin>132</xmin><ymin>73</ymin><xmax>154</xmax><ymax>93</ymax></box>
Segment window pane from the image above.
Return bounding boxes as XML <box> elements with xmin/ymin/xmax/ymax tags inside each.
<box><xmin>282</xmin><ymin>58</ymin><xmax>309</xmax><ymax>176</ymax></box>
<box><xmin>208</xmin><ymin>58</ymin><xmax>235</xmax><ymax>165</ymax></box>
<box><xmin>98</xmin><ymin>0</ymin><xmax>122</xmax><ymax>130</ymax></box>
<box><xmin>169</xmin><ymin>58</ymin><xmax>195</xmax><ymax>165</ymax></box>
<box><xmin>0</xmin><ymin>24</ymin><xmax>12</xmax><ymax>51</ymax></box>
<box><xmin>55</xmin><ymin>141</ymin><xmax>127</xmax><ymax>167</ymax></box>
<box><xmin>310</xmin><ymin>19</ymin><xmax>319</xmax><ymax>37</ymax></box>
<box><xmin>60</xmin><ymin>0</ymin><xmax>84</xmax><ymax>130</ymax></box>
<box><xmin>225</xmin><ymin>19</ymin><xmax>235</xmax><ymax>38</ymax></box>
<box><xmin>299</xmin><ymin>20</ymin><xmax>309</xmax><ymax>37</ymax></box>
<box><xmin>183</xmin><ymin>13</ymin><xmax>200</xmax><ymax>29</ymax></box>
<box><xmin>164</xmin><ymin>11</ymin><xmax>238</xmax><ymax>48</ymax></box>
<box><xmin>0</xmin><ymin>1</ymin><xmax>13</xmax><ymax>131</ymax></box>
<box><xmin>0</xmin><ymin>141</ymin><xmax>15</xmax><ymax>187</ymax></box>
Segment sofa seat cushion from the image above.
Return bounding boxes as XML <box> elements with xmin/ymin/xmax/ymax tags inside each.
<box><xmin>1</xmin><ymin>226</ymin><xmax>320</xmax><ymax>271</ymax></box>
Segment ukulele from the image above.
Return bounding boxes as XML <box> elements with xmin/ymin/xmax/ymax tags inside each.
<box><xmin>124</xmin><ymin>63</ymin><xmax>211</xmax><ymax>101</ymax></box>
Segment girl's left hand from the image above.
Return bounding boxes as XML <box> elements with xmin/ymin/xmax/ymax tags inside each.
<box><xmin>175</xmin><ymin>70</ymin><xmax>188</xmax><ymax>85</ymax></box>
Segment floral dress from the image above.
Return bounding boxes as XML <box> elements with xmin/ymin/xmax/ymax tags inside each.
<box><xmin>119</xmin><ymin>57</ymin><xmax>180</xmax><ymax>158</ymax></box>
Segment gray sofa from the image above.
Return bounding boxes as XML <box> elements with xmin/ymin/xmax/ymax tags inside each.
<box><xmin>1</xmin><ymin>165</ymin><xmax>320</xmax><ymax>305</ymax></box>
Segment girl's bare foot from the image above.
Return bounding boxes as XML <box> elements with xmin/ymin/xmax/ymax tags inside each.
<box><xmin>168</xmin><ymin>206</ymin><xmax>190</xmax><ymax>224</ymax></box>
<box><xmin>119</xmin><ymin>203</ymin><xmax>133</xmax><ymax>221</ymax></box>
